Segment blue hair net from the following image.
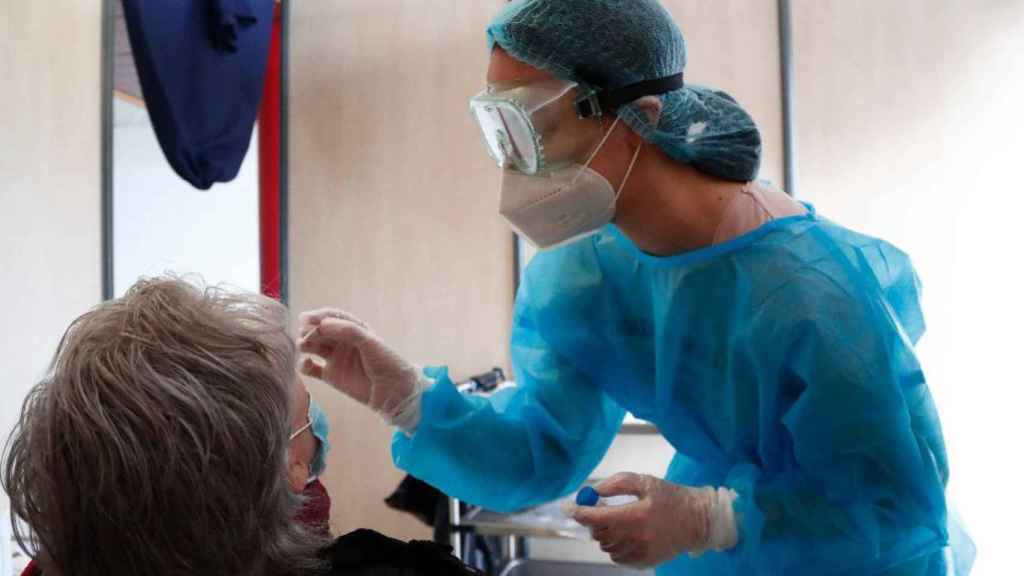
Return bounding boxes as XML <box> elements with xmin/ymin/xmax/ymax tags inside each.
<box><xmin>487</xmin><ymin>0</ymin><xmax>762</xmax><ymax>182</ymax></box>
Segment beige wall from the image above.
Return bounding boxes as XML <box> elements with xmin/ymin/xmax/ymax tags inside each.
<box><xmin>0</xmin><ymin>2</ymin><xmax>104</xmax><ymax>506</ymax></box>
<box><xmin>662</xmin><ymin>0</ymin><xmax>784</xmax><ymax>186</ymax></box>
<box><xmin>793</xmin><ymin>1</ymin><xmax>1024</xmax><ymax>572</ymax></box>
<box><xmin>289</xmin><ymin>0</ymin><xmax>515</xmax><ymax>540</ymax></box>
<box><xmin>289</xmin><ymin>0</ymin><xmax>784</xmax><ymax>540</ymax></box>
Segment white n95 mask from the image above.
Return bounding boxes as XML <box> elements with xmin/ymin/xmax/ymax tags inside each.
<box><xmin>499</xmin><ymin>116</ymin><xmax>641</xmax><ymax>250</ymax></box>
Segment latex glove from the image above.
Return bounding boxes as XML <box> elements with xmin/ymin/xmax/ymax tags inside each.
<box><xmin>566</xmin><ymin>472</ymin><xmax>738</xmax><ymax>567</ymax></box>
<box><xmin>297</xmin><ymin>308</ymin><xmax>426</xmax><ymax>431</ymax></box>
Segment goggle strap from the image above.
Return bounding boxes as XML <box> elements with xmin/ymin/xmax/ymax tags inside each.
<box><xmin>575</xmin><ymin>73</ymin><xmax>684</xmax><ymax>119</ymax></box>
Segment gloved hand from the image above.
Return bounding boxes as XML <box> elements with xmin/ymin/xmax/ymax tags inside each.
<box><xmin>297</xmin><ymin>308</ymin><xmax>426</xmax><ymax>431</ymax></box>
<box><xmin>565</xmin><ymin>472</ymin><xmax>738</xmax><ymax>567</ymax></box>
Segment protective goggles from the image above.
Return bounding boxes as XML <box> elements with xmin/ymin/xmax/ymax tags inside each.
<box><xmin>470</xmin><ymin>80</ymin><xmax>585</xmax><ymax>175</ymax></box>
<box><xmin>469</xmin><ymin>74</ymin><xmax>684</xmax><ymax>175</ymax></box>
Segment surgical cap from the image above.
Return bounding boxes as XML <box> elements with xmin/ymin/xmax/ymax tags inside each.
<box><xmin>487</xmin><ymin>0</ymin><xmax>762</xmax><ymax>182</ymax></box>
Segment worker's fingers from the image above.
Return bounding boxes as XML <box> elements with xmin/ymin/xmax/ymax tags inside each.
<box><xmin>299</xmin><ymin>357</ymin><xmax>325</xmax><ymax>381</ymax></box>
<box><xmin>567</xmin><ymin>504</ymin><xmax>603</xmax><ymax>529</ymax></box>
<box><xmin>575</xmin><ymin>497</ymin><xmax>656</xmax><ymax>536</ymax></box>
<box><xmin>297</xmin><ymin>334</ymin><xmax>334</xmax><ymax>359</ymax></box>
<box><xmin>600</xmin><ymin>537</ymin><xmax>636</xmax><ymax>557</ymax></box>
<box><xmin>590</xmin><ymin>523</ymin><xmax>614</xmax><ymax>541</ymax></box>
<box><xmin>593</xmin><ymin>472</ymin><xmax>651</xmax><ymax>498</ymax></box>
<box><xmin>570</xmin><ymin>501</ymin><xmax>631</xmax><ymax>531</ymax></box>
<box><xmin>315</xmin><ymin>317</ymin><xmax>374</xmax><ymax>344</ymax></box>
<box><xmin>299</xmin><ymin>318</ymin><xmax>373</xmax><ymax>357</ymax></box>
<box><xmin>610</xmin><ymin>542</ymin><xmax>650</xmax><ymax>567</ymax></box>
<box><xmin>298</xmin><ymin>308</ymin><xmax>370</xmax><ymax>337</ymax></box>
<box><xmin>298</xmin><ymin>308</ymin><xmax>357</xmax><ymax>328</ymax></box>
<box><xmin>298</xmin><ymin>308</ymin><xmax>334</xmax><ymax>338</ymax></box>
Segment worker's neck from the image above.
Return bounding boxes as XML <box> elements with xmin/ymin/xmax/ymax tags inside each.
<box><xmin>614</xmin><ymin>151</ymin><xmax>744</xmax><ymax>256</ymax></box>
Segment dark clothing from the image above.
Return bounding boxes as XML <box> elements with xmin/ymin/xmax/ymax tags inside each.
<box><xmin>322</xmin><ymin>529</ymin><xmax>481</xmax><ymax>576</ymax></box>
<box><xmin>21</xmin><ymin>529</ymin><xmax>480</xmax><ymax>576</ymax></box>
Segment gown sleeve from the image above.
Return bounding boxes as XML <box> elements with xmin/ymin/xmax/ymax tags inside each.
<box><xmin>392</xmin><ymin>250</ymin><xmax>626</xmax><ymax>513</ymax></box>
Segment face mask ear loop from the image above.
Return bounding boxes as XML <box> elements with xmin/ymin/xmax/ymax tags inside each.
<box><xmin>609</xmin><ymin>139</ymin><xmax>643</xmax><ymax>217</ymax></box>
<box><xmin>290</xmin><ymin>419</ymin><xmax>312</xmax><ymax>441</ymax></box>
<box><xmin>290</xmin><ymin>390</ymin><xmax>314</xmax><ymax>441</ymax></box>
<box><xmin>570</xmin><ymin>115</ymin><xmax>623</xmax><ymax>186</ymax></box>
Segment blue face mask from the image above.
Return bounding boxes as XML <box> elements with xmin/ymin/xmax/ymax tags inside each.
<box><xmin>291</xmin><ymin>392</ymin><xmax>331</xmax><ymax>479</ymax></box>
<box><xmin>307</xmin><ymin>395</ymin><xmax>331</xmax><ymax>478</ymax></box>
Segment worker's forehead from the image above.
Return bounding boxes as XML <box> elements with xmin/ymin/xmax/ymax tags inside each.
<box><xmin>487</xmin><ymin>46</ymin><xmax>557</xmax><ymax>86</ymax></box>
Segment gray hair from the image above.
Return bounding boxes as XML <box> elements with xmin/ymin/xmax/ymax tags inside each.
<box><xmin>2</xmin><ymin>277</ymin><xmax>328</xmax><ymax>576</ymax></box>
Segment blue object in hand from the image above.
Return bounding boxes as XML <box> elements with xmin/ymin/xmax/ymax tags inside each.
<box><xmin>576</xmin><ymin>486</ymin><xmax>600</xmax><ymax>507</ymax></box>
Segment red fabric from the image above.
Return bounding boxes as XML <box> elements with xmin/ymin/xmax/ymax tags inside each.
<box><xmin>258</xmin><ymin>3</ymin><xmax>283</xmax><ymax>299</ymax></box>
<box><xmin>20</xmin><ymin>560</ymin><xmax>39</xmax><ymax>576</ymax></box>
<box><xmin>296</xmin><ymin>478</ymin><xmax>332</xmax><ymax>536</ymax></box>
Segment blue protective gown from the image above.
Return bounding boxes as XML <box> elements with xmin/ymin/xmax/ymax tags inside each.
<box><xmin>393</xmin><ymin>206</ymin><xmax>973</xmax><ymax>575</ymax></box>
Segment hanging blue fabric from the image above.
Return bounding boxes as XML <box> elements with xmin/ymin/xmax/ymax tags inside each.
<box><xmin>119</xmin><ymin>0</ymin><xmax>275</xmax><ymax>190</ymax></box>
<box><xmin>210</xmin><ymin>0</ymin><xmax>259</xmax><ymax>53</ymax></box>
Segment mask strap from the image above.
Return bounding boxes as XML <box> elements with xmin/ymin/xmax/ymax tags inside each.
<box><xmin>614</xmin><ymin>140</ymin><xmax>643</xmax><ymax>203</ymax></box>
<box><xmin>290</xmin><ymin>390</ymin><xmax>314</xmax><ymax>441</ymax></box>
<box><xmin>290</xmin><ymin>419</ymin><xmax>312</xmax><ymax>441</ymax></box>
<box><xmin>570</xmin><ymin>116</ymin><xmax>623</xmax><ymax>186</ymax></box>
<box><xmin>585</xmin><ymin>117</ymin><xmax>622</xmax><ymax>165</ymax></box>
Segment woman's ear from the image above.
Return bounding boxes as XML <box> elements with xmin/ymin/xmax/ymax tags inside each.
<box><xmin>288</xmin><ymin>459</ymin><xmax>308</xmax><ymax>493</ymax></box>
<box><xmin>634</xmin><ymin>95</ymin><xmax>663</xmax><ymax>126</ymax></box>
<box><xmin>620</xmin><ymin>96</ymin><xmax>663</xmax><ymax>148</ymax></box>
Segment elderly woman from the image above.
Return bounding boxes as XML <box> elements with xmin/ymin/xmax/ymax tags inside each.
<box><xmin>2</xmin><ymin>277</ymin><xmax>477</xmax><ymax>576</ymax></box>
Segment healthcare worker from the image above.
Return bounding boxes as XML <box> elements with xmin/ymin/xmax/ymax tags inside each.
<box><xmin>298</xmin><ymin>1</ymin><xmax>973</xmax><ymax>574</ymax></box>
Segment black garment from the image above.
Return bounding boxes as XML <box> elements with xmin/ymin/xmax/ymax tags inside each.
<box><xmin>323</xmin><ymin>529</ymin><xmax>482</xmax><ymax>576</ymax></box>
<box><xmin>21</xmin><ymin>530</ymin><xmax>478</xmax><ymax>576</ymax></box>
<box><xmin>384</xmin><ymin>475</ymin><xmax>446</xmax><ymax>537</ymax></box>
<box><xmin>384</xmin><ymin>476</ymin><xmax>501</xmax><ymax>573</ymax></box>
